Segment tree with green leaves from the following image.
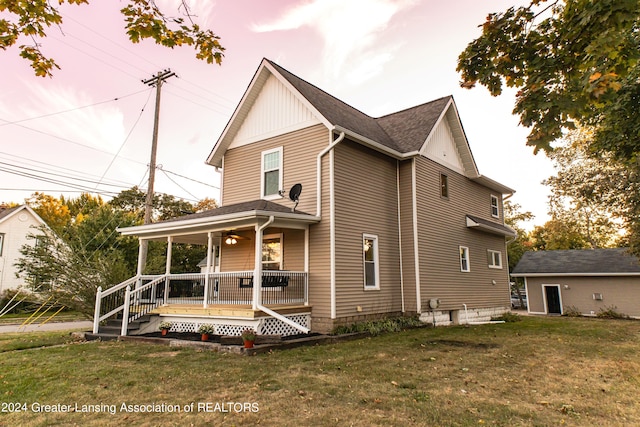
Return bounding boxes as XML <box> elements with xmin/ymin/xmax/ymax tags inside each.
<box><xmin>543</xmin><ymin>127</ymin><xmax>629</xmax><ymax>248</ymax></box>
<box><xmin>16</xmin><ymin>188</ymin><xmax>207</xmax><ymax>316</ymax></box>
<box><xmin>0</xmin><ymin>0</ymin><xmax>224</xmax><ymax>77</ymax></box>
<box><xmin>504</xmin><ymin>200</ymin><xmax>534</xmax><ymax>272</ymax></box>
<box><xmin>108</xmin><ymin>186</ymin><xmax>195</xmax><ymax>221</ymax></box>
<box><xmin>457</xmin><ymin>0</ymin><xmax>639</xmax><ymax>156</ymax></box>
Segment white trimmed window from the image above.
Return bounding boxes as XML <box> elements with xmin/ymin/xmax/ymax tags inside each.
<box><xmin>491</xmin><ymin>195</ymin><xmax>499</xmax><ymax>218</ymax></box>
<box><xmin>488</xmin><ymin>250</ymin><xmax>503</xmax><ymax>269</ymax></box>
<box><xmin>262</xmin><ymin>234</ymin><xmax>282</xmax><ymax>270</ymax></box>
<box><xmin>459</xmin><ymin>246</ymin><xmax>470</xmax><ymax>272</ymax></box>
<box><xmin>0</xmin><ymin>233</ymin><xmax>4</xmax><ymax>256</ymax></box>
<box><xmin>363</xmin><ymin>234</ymin><xmax>380</xmax><ymax>289</ymax></box>
<box><xmin>261</xmin><ymin>147</ymin><xmax>283</xmax><ymax>199</ymax></box>
<box><xmin>440</xmin><ymin>173</ymin><xmax>449</xmax><ymax>198</ymax></box>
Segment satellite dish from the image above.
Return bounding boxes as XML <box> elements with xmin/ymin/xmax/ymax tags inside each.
<box><xmin>289</xmin><ymin>183</ymin><xmax>302</xmax><ymax>202</ymax></box>
<box><xmin>289</xmin><ymin>183</ymin><xmax>302</xmax><ymax>212</ymax></box>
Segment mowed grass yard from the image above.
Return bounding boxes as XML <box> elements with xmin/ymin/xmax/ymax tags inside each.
<box><xmin>1</xmin><ymin>315</ymin><xmax>639</xmax><ymax>426</ymax></box>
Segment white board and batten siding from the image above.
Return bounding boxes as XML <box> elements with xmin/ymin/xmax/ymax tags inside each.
<box><xmin>228</xmin><ymin>74</ymin><xmax>322</xmax><ymax>150</ymax></box>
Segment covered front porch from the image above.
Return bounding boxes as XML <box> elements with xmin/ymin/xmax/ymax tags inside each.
<box><xmin>92</xmin><ymin>200</ymin><xmax>320</xmax><ymax>337</ymax></box>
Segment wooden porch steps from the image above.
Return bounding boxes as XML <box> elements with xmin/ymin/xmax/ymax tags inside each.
<box><xmin>96</xmin><ymin>314</ymin><xmax>153</xmax><ymax>336</ymax></box>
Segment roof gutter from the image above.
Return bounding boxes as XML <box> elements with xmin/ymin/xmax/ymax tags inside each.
<box><xmin>332</xmin><ymin>126</ymin><xmax>420</xmax><ymax>160</ymax></box>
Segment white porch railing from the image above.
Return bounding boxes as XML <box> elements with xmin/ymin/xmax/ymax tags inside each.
<box><xmin>93</xmin><ymin>271</ymin><xmax>308</xmax><ymax>335</ymax></box>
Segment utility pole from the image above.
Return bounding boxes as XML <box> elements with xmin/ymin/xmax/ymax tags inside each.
<box><xmin>138</xmin><ymin>69</ymin><xmax>176</xmax><ymax>274</ymax></box>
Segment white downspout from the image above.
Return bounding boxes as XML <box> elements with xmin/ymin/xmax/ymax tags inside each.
<box><xmin>203</xmin><ymin>231</ymin><xmax>213</xmax><ymax>308</ymax></box>
<box><xmin>254</xmin><ymin>215</ymin><xmax>310</xmax><ymax>333</ymax></box>
<box><xmin>316</xmin><ymin>131</ymin><xmax>345</xmax><ymax>217</ymax></box>
<box><xmin>317</xmin><ymin>131</ymin><xmax>345</xmax><ymax>321</ymax></box>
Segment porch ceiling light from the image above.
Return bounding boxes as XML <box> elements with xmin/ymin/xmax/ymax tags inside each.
<box><xmin>224</xmin><ymin>231</ymin><xmax>247</xmax><ymax>245</ymax></box>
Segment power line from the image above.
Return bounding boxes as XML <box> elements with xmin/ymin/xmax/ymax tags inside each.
<box><xmin>0</xmin><ymin>119</ymin><xmax>147</xmax><ymax>167</ymax></box>
<box><xmin>0</xmin><ymin>151</ymin><xmax>136</xmax><ymax>189</ymax></box>
<box><xmin>0</xmin><ymin>89</ymin><xmax>149</xmax><ymax>127</ymax></box>
<box><xmin>159</xmin><ymin>166</ymin><xmax>220</xmax><ymax>189</ymax></box>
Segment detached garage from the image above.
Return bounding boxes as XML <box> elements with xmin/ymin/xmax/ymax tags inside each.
<box><xmin>511</xmin><ymin>248</ymin><xmax>640</xmax><ymax>318</ymax></box>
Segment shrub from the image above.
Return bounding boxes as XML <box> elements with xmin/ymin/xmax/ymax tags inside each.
<box><xmin>332</xmin><ymin>315</ymin><xmax>424</xmax><ymax>336</ymax></box>
<box><xmin>563</xmin><ymin>306</ymin><xmax>582</xmax><ymax>317</ymax></box>
<box><xmin>596</xmin><ymin>306</ymin><xmax>629</xmax><ymax>319</ymax></box>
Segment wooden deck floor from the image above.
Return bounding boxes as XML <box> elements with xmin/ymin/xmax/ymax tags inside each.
<box><xmin>151</xmin><ymin>304</ymin><xmax>311</xmax><ymax>319</ymax></box>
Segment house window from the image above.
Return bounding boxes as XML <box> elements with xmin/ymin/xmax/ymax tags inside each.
<box><xmin>491</xmin><ymin>195</ymin><xmax>499</xmax><ymax>218</ymax></box>
<box><xmin>487</xmin><ymin>250</ymin><xmax>502</xmax><ymax>269</ymax></box>
<box><xmin>459</xmin><ymin>246</ymin><xmax>470</xmax><ymax>272</ymax></box>
<box><xmin>262</xmin><ymin>234</ymin><xmax>282</xmax><ymax>270</ymax></box>
<box><xmin>363</xmin><ymin>234</ymin><xmax>380</xmax><ymax>289</ymax></box>
<box><xmin>440</xmin><ymin>174</ymin><xmax>449</xmax><ymax>198</ymax></box>
<box><xmin>261</xmin><ymin>147</ymin><xmax>283</xmax><ymax>199</ymax></box>
<box><xmin>0</xmin><ymin>233</ymin><xmax>4</xmax><ymax>256</ymax></box>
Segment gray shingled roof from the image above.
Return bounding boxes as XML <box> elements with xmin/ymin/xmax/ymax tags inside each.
<box><xmin>0</xmin><ymin>206</ymin><xmax>19</xmax><ymax>221</ymax></box>
<box><xmin>267</xmin><ymin>59</ymin><xmax>451</xmax><ymax>154</ymax></box>
<box><xmin>157</xmin><ymin>199</ymin><xmax>313</xmax><ymax>224</ymax></box>
<box><xmin>512</xmin><ymin>248</ymin><xmax>640</xmax><ymax>275</ymax></box>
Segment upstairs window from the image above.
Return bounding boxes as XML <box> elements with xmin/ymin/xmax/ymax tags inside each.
<box><xmin>0</xmin><ymin>233</ymin><xmax>4</xmax><ymax>256</ymax></box>
<box><xmin>491</xmin><ymin>195</ymin><xmax>499</xmax><ymax>218</ymax></box>
<box><xmin>459</xmin><ymin>246</ymin><xmax>470</xmax><ymax>272</ymax></box>
<box><xmin>261</xmin><ymin>147</ymin><xmax>283</xmax><ymax>199</ymax></box>
<box><xmin>440</xmin><ymin>173</ymin><xmax>449</xmax><ymax>198</ymax></box>
<box><xmin>487</xmin><ymin>250</ymin><xmax>502</xmax><ymax>269</ymax></box>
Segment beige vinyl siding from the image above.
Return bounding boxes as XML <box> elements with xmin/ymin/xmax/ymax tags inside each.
<box><xmin>398</xmin><ymin>159</ymin><xmax>417</xmax><ymax>313</ymax></box>
<box><xmin>525</xmin><ymin>276</ymin><xmax>640</xmax><ymax>317</ymax></box>
<box><xmin>308</xmin><ymin>153</ymin><xmax>332</xmax><ymax>318</ymax></box>
<box><xmin>333</xmin><ymin>140</ymin><xmax>402</xmax><ymax>318</ymax></box>
<box><xmin>222</xmin><ymin>124</ymin><xmax>327</xmax><ymax>214</ymax></box>
<box><xmin>415</xmin><ymin>156</ymin><xmax>510</xmax><ymax>311</ymax></box>
<box><xmin>218</xmin><ymin>228</ymin><xmax>306</xmax><ymax>272</ymax></box>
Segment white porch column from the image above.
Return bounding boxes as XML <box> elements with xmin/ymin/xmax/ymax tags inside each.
<box><xmin>165</xmin><ymin>236</ymin><xmax>173</xmax><ymax>275</ymax></box>
<box><xmin>203</xmin><ymin>232</ymin><xmax>213</xmax><ymax>308</ymax></box>
<box><xmin>135</xmin><ymin>238</ymin><xmax>146</xmax><ymax>289</ymax></box>
<box><xmin>163</xmin><ymin>236</ymin><xmax>172</xmax><ymax>305</ymax></box>
<box><xmin>253</xmin><ymin>225</ymin><xmax>263</xmax><ymax>311</ymax></box>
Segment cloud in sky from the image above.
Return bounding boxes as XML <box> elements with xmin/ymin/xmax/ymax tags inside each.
<box><xmin>253</xmin><ymin>0</ymin><xmax>416</xmax><ymax>84</ymax></box>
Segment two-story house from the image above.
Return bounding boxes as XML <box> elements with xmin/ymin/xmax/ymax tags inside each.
<box><xmin>94</xmin><ymin>59</ymin><xmax>515</xmax><ymax>337</ymax></box>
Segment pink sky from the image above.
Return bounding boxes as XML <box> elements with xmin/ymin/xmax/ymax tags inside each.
<box><xmin>0</xmin><ymin>0</ymin><xmax>552</xmax><ymax>226</ymax></box>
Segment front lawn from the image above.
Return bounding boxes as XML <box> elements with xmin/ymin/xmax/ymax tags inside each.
<box><xmin>1</xmin><ymin>316</ymin><xmax>638</xmax><ymax>426</ymax></box>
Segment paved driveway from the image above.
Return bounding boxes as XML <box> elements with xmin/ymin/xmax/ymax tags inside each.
<box><xmin>0</xmin><ymin>321</ymin><xmax>92</xmax><ymax>334</ymax></box>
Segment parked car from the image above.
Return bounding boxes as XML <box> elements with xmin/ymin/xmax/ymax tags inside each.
<box><xmin>511</xmin><ymin>294</ymin><xmax>527</xmax><ymax>309</ymax></box>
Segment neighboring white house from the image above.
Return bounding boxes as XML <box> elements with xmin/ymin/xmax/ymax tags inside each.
<box><xmin>0</xmin><ymin>205</ymin><xmax>48</xmax><ymax>293</ymax></box>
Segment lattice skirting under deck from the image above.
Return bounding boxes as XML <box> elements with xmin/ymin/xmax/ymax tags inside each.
<box><xmin>141</xmin><ymin>313</ymin><xmax>311</xmax><ymax>337</ymax></box>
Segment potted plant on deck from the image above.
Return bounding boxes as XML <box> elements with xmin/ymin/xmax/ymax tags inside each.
<box><xmin>241</xmin><ymin>328</ymin><xmax>256</xmax><ymax>348</ymax></box>
<box><xmin>159</xmin><ymin>321</ymin><xmax>172</xmax><ymax>336</ymax></box>
<box><xmin>198</xmin><ymin>324</ymin><xmax>215</xmax><ymax>341</ymax></box>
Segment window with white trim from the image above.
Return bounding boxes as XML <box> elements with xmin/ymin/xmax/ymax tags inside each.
<box><xmin>487</xmin><ymin>250</ymin><xmax>502</xmax><ymax>269</ymax></box>
<box><xmin>0</xmin><ymin>233</ymin><xmax>4</xmax><ymax>256</ymax></box>
<box><xmin>459</xmin><ymin>246</ymin><xmax>470</xmax><ymax>272</ymax></box>
<box><xmin>363</xmin><ymin>234</ymin><xmax>380</xmax><ymax>289</ymax></box>
<box><xmin>440</xmin><ymin>173</ymin><xmax>449</xmax><ymax>198</ymax></box>
<box><xmin>491</xmin><ymin>195</ymin><xmax>500</xmax><ymax>218</ymax></box>
<box><xmin>261</xmin><ymin>147</ymin><xmax>283</xmax><ymax>199</ymax></box>
<box><xmin>262</xmin><ymin>234</ymin><xmax>282</xmax><ymax>270</ymax></box>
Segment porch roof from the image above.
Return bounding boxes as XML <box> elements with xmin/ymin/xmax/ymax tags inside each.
<box><xmin>117</xmin><ymin>200</ymin><xmax>319</xmax><ymax>244</ymax></box>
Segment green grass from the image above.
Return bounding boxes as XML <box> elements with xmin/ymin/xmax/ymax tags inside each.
<box><xmin>0</xmin><ymin>316</ymin><xmax>639</xmax><ymax>426</ymax></box>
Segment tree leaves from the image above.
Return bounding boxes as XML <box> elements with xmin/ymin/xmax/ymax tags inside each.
<box><xmin>0</xmin><ymin>0</ymin><xmax>224</xmax><ymax>77</ymax></box>
<box><xmin>457</xmin><ymin>0</ymin><xmax>640</xmax><ymax>156</ymax></box>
